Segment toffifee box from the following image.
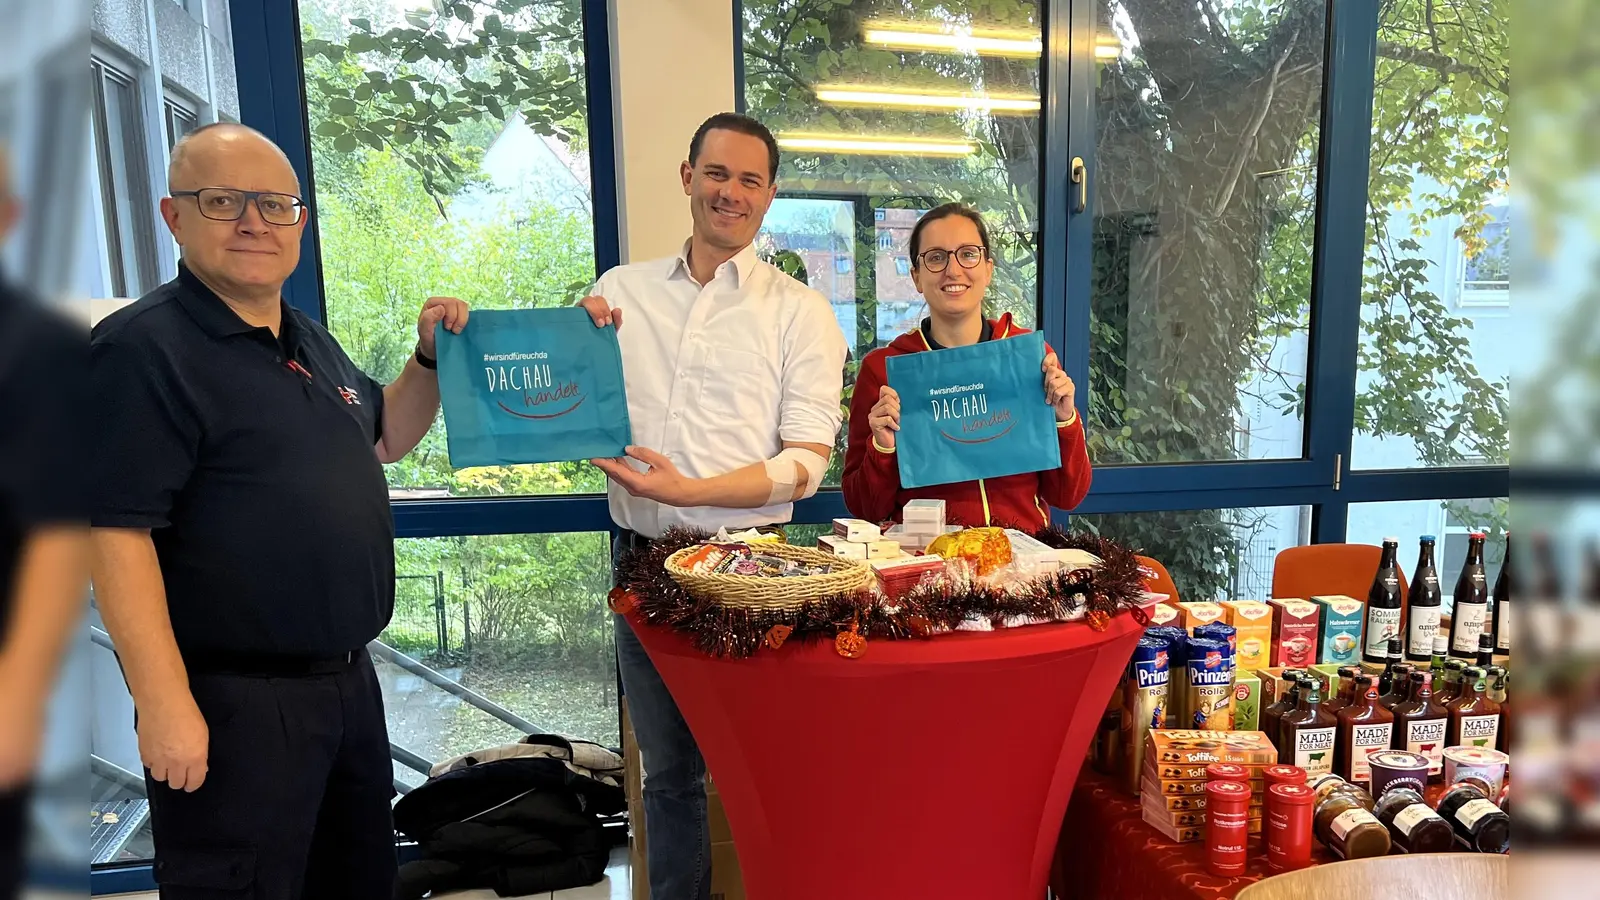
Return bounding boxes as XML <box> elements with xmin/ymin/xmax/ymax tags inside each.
<box><xmin>1268</xmin><ymin>598</ymin><xmax>1322</xmax><ymax>667</ymax></box>
<box><xmin>1312</xmin><ymin>595</ymin><xmax>1366</xmax><ymax>667</ymax></box>
<box><xmin>1138</xmin><ymin>781</ymin><xmax>1267</xmax><ymax>811</ymax></box>
<box><xmin>1146</xmin><ymin>729</ymin><xmax>1278</xmax><ymax>766</ymax></box>
<box><xmin>1140</xmin><ymin>797</ymin><xmax>1265</xmax><ymax>827</ymax></box>
<box><xmin>1140</xmin><ymin>809</ymin><xmax>1265</xmax><ymax>843</ymax></box>
<box><xmin>1148</xmin><ymin>776</ymin><xmax>1264</xmax><ymax>796</ymax></box>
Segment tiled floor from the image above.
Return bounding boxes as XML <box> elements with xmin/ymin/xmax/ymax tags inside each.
<box><xmin>95</xmin><ymin>845</ymin><xmax>632</xmax><ymax>900</ymax></box>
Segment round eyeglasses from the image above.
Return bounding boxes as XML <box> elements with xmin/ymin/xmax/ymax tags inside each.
<box><xmin>916</xmin><ymin>244</ymin><xmax>988</xmax><ymax>273</ymax></box>
<box><xmin>171</xmin><ymin>188</ymin><xmax>308</xmax><ymax>226</ymax></box>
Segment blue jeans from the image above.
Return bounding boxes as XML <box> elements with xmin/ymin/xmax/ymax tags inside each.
<box><xmin>614</xmin><ymin>541</ymin><xmax>710</xmax><ymax>900</ymax></box>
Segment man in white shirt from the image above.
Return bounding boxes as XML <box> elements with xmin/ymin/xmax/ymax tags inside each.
<box><xmin>582</xmin><ymin>113</ymin><xmax>847</xmax><ymax>900</ymax></box>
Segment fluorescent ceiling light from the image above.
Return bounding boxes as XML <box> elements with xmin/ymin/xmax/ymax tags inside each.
<box><xmin>814</xmin><ymin>85</ymin><xmax>1041</xmax><ymax>114</ymax></box>
<box><xmin>862</xmin><ymin>26</ymin><xmax>1042</xmax><ymax>58</ymax></box>
<box><xmin>860</xmin><ymin>21</ymin><xmax>1123</xmax><ymax>62</ymax></box>
<box><xmin>776</xmin><ymin>134</ymin><xmax>976</xmax><ymax>157</ymax></box>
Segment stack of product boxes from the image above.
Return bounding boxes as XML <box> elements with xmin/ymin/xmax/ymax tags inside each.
<box><xmin>882</xmin><ymin>499</ymin><xmax>957</xmax><ymax>552</ymax></box>
<box><xmin>818</xmin><ymin>510</ymin><xmax>950</xmax><ymax>599</ymax></box>
<box><xmin>1125</xmin><ymin>595</ymin><xmax>1370</xmax><ymax>820</ymax></box>
<box><xmin>1138</xmin><ymin>730</ymin><xmax>1276</xmax><ymax>842</ymax></box>
<box><xmin>817</xmin><ymin>518</ymin><xmax>900</xmax><ymax>560</ymax></box>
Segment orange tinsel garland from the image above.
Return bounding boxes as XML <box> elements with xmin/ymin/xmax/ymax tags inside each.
<box><xmin>614</xmin><ymin>526</ymin><xmax>1151</xmax><ymax>660</ymax></box>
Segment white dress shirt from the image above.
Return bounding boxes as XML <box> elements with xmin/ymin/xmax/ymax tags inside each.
<box><xmin>594</xmin><ymin>240</ymin><xmax>849</xmax><ymax>538</ymax></box>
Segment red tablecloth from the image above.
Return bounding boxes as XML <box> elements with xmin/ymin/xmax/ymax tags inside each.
<box><xmin>630</xmin><ymin>611</ymin><xmax>1146</xmax><ymax>900</ymax></box>
<box><xmin>1052</xmin><ymin>769</ymin><xmax>1468</xmax><ymax>899</ymax></box>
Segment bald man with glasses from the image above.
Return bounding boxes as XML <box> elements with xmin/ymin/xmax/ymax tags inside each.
<box><xmin>90</xmin><ymin>123</ymin><xmax>468</xmax><ymax>899</ymax></box>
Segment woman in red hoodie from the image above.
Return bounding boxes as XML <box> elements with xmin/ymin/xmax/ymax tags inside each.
<box><xmin>842</xmin><ymin>203</ymin><xmax>1092</xmax><ymax>529</ymax></box>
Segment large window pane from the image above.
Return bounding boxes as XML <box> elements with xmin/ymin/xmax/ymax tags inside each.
<box><xmin>744</xmin><ymin>2</ymin><xmax>1044</xmax><ymax>486</ymax></box>
<box><xmin>1086</xmin><ymin>1</ymin><xmax>1324</xmax><ymax>464</ymax></box>
<box><xmin>299</xmin><ymin>0</ymin><xmax>603</xmax><ymax>498</ymax></box>
<box><xmin>1346</xmin><ymin>498</ymin><xmax>1508</xmax><ymax>615</ymax></box>
<box><xmin>91</xmin><ymin>56</ymin><xmax>160</xmax><ymax>298</ymax></box>
<box><xmin>383</xmin><ymin>533</ymin><xmax>618</xmax><ymax>791</ymax></box>
<box><xmin>1352</xmin><ymin>0</ymin><xmax>1510</xmax><ymax>469</ymax></box>
<box><xmin>1074</xmin><ymin>506</ymin><xmax>1311</xmax><ymax>603</ymax></box>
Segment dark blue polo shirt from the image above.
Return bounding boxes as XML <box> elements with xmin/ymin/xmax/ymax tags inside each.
<box><xmin>90</xmin><ymin>262</ymin><xmax>394</xmax><ymax>658</ymax></box>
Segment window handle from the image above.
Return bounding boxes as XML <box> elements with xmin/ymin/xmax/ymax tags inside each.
<box><xmin>1070</xmin><ymin>157</ymin><xmax>1087</xmax><ymax>213</ymax></box>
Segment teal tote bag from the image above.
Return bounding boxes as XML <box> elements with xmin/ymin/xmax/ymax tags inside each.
<box><xmin>885</xmin><ymin>330</ymin><xmax>1061</xmax><ymax>489</ymax></box>
<box><xmin>435</xmin><ymin>307</ymin><xmax>632</xmax><ymax>468</ymax></box>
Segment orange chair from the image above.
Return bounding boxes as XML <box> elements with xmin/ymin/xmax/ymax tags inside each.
<box><xmin>1136</xmin><ymin>555</ymin><xmax>1181</xmax><ymax>605</ymax></box>
<box><xmin>1270</xmin><ymin>543</ymin><xmax>1409</xmax><ymax>605</ymax></box>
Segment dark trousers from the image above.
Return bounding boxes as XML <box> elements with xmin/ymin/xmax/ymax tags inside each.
<box><xmin>0</xmin><ymin>785</ymin><xmax>25</xmax><ymax>900</ymax></box>
<box><xmin>146</xmin><ymin>650</ymin><xmax>397</xmax><ymax>899</ymax></box>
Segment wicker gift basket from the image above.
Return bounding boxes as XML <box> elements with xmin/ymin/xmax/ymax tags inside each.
<box><xmin>663</xmin><ymin>541</ymin><xmax>872</xmax><ymax>612</ymax></box>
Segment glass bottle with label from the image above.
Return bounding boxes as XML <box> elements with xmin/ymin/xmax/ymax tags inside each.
<box><xmin>1379</xmin><ymin>663</ymin><xmax>1415</xmax><ymax>715</ymax></box>
<box><xmin>1406</xmin><ymin>536</ymin><xmax>1442</xmax><ymax>663</ymax></box>
<box><xmin>1447</xmin><ymin>666</ymin><xmax>1503</xmax><ymax>750</ymax></box>
<box><xmin>1437</xmin><ymin>781</ymin><xmax>1511</xmax><ymax>853</ymax></box>
<box><xmin>1377</xmin><ymin>639</ymin><xmax>1405</xmax><ymax>696</ymax></box>
<box><xmin>1279</xmin><ymin>679</ymin><xmax>1338</xmax><ymax>777</ymax></box>
<box><xmin>1313</xmin><ymin>786</ymin><xmax>1390</xmax><ymax>860</ymax></box>
<box><xmin>1261</xmin><ymin>671</ymin><xmax>1305</xmax><ymax>753</ymax></box>
<box><xmin>1478</xmin><ymin>666</ymin><xmax>1504</xmax><ymax>749</ymax></box>
<box><xmin>1490</xmin><ymin>533</ymin><xmax>1510</xmax><ymax>663</ymax></box>
<box><xmin>1365</xmin><ymin>538</ymin><xmax>1405</xmax><ymax>665</ymax></box>
<box><xmin>1373</xmin><ymin>786</ymin><xmax>1455</xmax><ymax>853</ymax></box>
<box><xmin>1475</xmin><ymin>632</ymin><xmax>1494</xmax><ymax>669</ymax></box>
<box><xmin>1336</xmin><ymin>675</ymin><xmax>1394</xmax><ymax>786</ymax></box>
<box><xmin>1391</xmin><ymin>671</ymin><xmax>1449</xmax><ymax>781</ymax></box>
<box><xmin>1449</xmin><ymin>532</ymin><xmax>1490</xmax><ymax>659</ymax></box>
<box><xmin>1430</xmin><ymin>635</ymin><xmax>1448</xmax><ymax>684</ymax></box>
<box><xmin>1438</xmin><ymin>659</ymin><xmax>1466</xmax><ymax>705</ymax></box>
<box><xmin>1324</xmin><ymin>665</ymin><xmax>1361</xmax><ymax>715</ymax></box>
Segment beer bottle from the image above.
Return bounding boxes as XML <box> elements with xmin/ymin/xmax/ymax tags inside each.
<box><xmin>1280</xmin><ymin>679</ymin><xmax>1338</xmax><ymax>778</ymax></box>
<box><xmin>1475</xmin><ymin>632</ymin><xmax>1494</xmax><ymax>669</ymax></box>
<box><xmin>1336</xmin><ymin>675</ymin><xmax>1394</xmax><ymax>786</ymax></box>
<box><xmin>1449</xmin><ymin>532</ymin><xmax>1490</xmax><ymax>659</ymax></box>
<box><xmin>1365</xmin><ymin>538</ymin><xmax>1405</xmax><ymax>665</ymax></box>
<box><xmin>1392</xmin><ymin>672</ymin><xmax>1449</xmax><ymax>782</ymax></box>
<box><xmin>1446</xmin><ymin>666</ymin><xmax>1502</xmax><ymax>750</ymax></box>
<box><xmin>1406</xmin><ymin>536</ymin><xmax>1443</xmax><ymax>663</ymax></box>
<box><xmin>1490</xmin><ymin>533</ymin><xmax>1510</xmax><ymax>663</ymax></box>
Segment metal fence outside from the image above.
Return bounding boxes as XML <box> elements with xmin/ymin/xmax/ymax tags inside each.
<box><xmin>383</xmin><ymin>571</ymin><xmax>448</xmax><ymax>659</ymax></box>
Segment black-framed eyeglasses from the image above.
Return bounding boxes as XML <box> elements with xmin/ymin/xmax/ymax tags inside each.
<box><xmin>172</xmin><ymin>188</ymin><xmax>308</xmax><ymax>226</ymax></box>
<box><xmin>916</xmin><ymin>244</ymin><xmax>988</xmax><ymax>273</ymax></box>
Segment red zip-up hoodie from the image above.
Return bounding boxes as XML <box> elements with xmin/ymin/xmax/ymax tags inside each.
<box><xmin>841</xmin><ymin>313</ymin><xmax>1092</xmax><ymax>530</ymax></box>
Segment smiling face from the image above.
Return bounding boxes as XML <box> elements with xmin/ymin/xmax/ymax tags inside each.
<box><xmin>910</xmin><ymin>213</ymin><xmax>994</xmax><ymax>319</ymax></box>
<box><xmin>681</xmin><ymin>128</ymin><xmax>776</xmax><ymax>254</ymax></box>
<box><xmin>160</xmin><ymin>126</ymin><xmax>306</xmax><ymax>299</ymax></box>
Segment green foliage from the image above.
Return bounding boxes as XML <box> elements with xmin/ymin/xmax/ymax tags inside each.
<box><xmin>302</xmin><ymin>0</ymin><xmax>589</xmax><ymax>206</ymax></box>
<box><xmin>739</xmin><ymin>0</ymin><xmax>1507</xmax><ymax>599</ymax></box>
